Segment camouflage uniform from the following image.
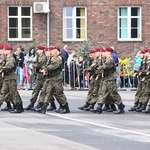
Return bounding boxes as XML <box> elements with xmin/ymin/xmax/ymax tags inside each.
<box><xmin>128</xmin><ymin>58</ymin><xmax>147</xmax><ymax>111</ymax></box>
<box><xmin>78</xmin><ymin>59</ymin><xmax>97</xmax><ymax>110</ymax></box>
<box><xmin>96</xmin><ymin>56</ymin><xmax>125</xmax><ymax>114</ymax></box>
<box><xmin>83</xmin><ymin>57</ymin><xmax>106</xmax><ymax>111</ymax></box>
<box><xmin>0</xmin><ymin>54</ymin><xmax>5</xmax><ymax>89</ymax></box>
<box><xmin>24</xmin><ymin>53</ymin><xmax>47</xmax><ymax>110</ymax></box>
<box><xmin>0</xmin><ymin>56</ymin><xmax>23</xmax><ymax>113</ymax></box>
<box><xmin>136</xmin><ymin>58</ymin><xmax>150</xmax><ymax>112</ymax></box>
<box><xmin>38</xmin><ymin>55</ymin><xmax>70</xmax><ymax>114</ymax></box>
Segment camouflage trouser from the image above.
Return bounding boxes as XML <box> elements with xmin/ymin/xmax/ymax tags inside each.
<box><xmin>41</xmin><ymin>76</ymin><xmax>67</xmax><ymax>106</ymax></box>
<box><xmin>86</xmin><ymin>78</ymin><xmax>95</xmax><ymax>104</ymax></box>
<box><xmin>0</xmin><ymin>79</ymin><xmax>22</xmax><ymax>105</ymax></box>
<box><xmin>139</xmin><ymin>78</ymin><xmax>150</xmax><ymax>105</ymax></box>
<box><xmin>0</xmin><ymin>78</ymin><xmax>4</xmax><ymax>90</ymax></box>
<box><xmin>86</xmin><ymin>78</ymin><xmax>103</xmax><ymax>105</ymax></box>
<box><xmin>134</xmin><ymin>80</ymin><xmax>145</xmax><ymax>104</ymax></box>
<box><xmin>97</xmin><ymin>79</ymin><xmax>122</xmax><ymax>105</ymax></box>
<box><xmin>30</xmin><ymin>77</ymin><xmax>45</xmax><ymax>103</ymax></box>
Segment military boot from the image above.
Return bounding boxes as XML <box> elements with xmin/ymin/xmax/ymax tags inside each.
<box><xmin>10</xmin><ymin>103</ymin><xmax>23</xmax><ymax>113</ymax></box>
<box><xmin>142</xmin><ymin>105</ymin><xmax>150</xmax><ymax>114</ymax></box>
<box><xmin>135</xmin><ymin>102</ymin><xmax>142</xmax><ymax>110</ymax></box>
<box><xmin>107</xmin><ymin>104</ymin><xmax>117</xmax><ymax>112</ymax></box>
<box><xmin>128</xmin><ymin>103</ymin><xmax>138</xmax><ymax>111</ymax></box>
<box><xmin>102</xmin><ymin>104</ymin><xmax>110</xmax><ymax>111</ymax></box>
<box><xmin>47</xmin><ymin>102</ymin><xmax>57</xmax><ymax>111</ymax></box>
<box><xmin>34</xmin><ymin>102</ymin><xmax>43</xmax><ymax>111</ymax></box>
<box><xmin>60</xmin><ymin>103</ymin><xmax>70</xmax><ymax>114</ymax></box>
<box><xmin>114</xmin><ymin>103</ymin><xmax>125</xmax><ymax>114</ymax></box>
<box><xmin>55</xmin><ymin>106</ymin><xmax>61</xmax><ymax>113</ymax></box>
<box><xmin>96</xmin><ymin>104</ymin><xmax>103</xmax><ymax>114</ymax></box>
<box><xmin>136</xmin><ymin>104</ymin><xmax>146</xmax><ymax>112</ymax></box>
<box><xmin>1</xmin><ymin>101</ymin><xmax>12</xmax><ymax>111</ymax></box>
<box><xmin>78</xmin><ymin>103</ymin><xmax>89</xmax><ymax>110</ymax></box>
<box><xmin>24</xmin><ymin>102</ymin><xmax>35</xmax><ymax>111</ymax></box>
<box><xmin>38</xmin><ymin>104</ymin><xmax>49</xmax><ymax>114</ymax></box>
<box><xmin>84</xmin><ymin>104</ymin><xmax>94</xmax><ymax>111</ymax></box>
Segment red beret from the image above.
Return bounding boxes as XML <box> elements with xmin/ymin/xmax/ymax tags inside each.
<box><xmin>105</xmin><ymin>47</ymin><xmax>114</xmax><ymax>52</ymax></box>
<box><xmin>144</xmin><ymin>49</ymin><xmax>149</xmax><ymax>53</ymax></box>
<box><xmin>101</xmin><ymin>48</ymin><xmax>106</xmax><ymax>52</ymax></box>
<box><xmin>95</xmin><ymin>48</ymin><xmax>101</xmax><ymax>52</ymax></box>
<box><xmin>37</xmin><ymin>46</ymin><xmax>45</xmax><ymax>50</ymax></box>
<box><xmin>140</xmin><ymin>50</ymin><xmax>145</xmax><ymax>54</ymax></box>
<box><xmin>44</xmin><ymin>47</ymin><xmax>50</xmax><ymax>51</ymax></box>
<box><xmin>49</xmin><ymin>45</ymin><xmax>57</xmax><ymax>51</ymax></box>
<box><xmin>4</xmin><ymin>45</ymin><xmax>13</xmax><ymax>51</ymax></box>
<box><xmin>89</xmin><ymin>49</ymin><xmax>95</xmax><ymax>54</ymax></box>
<box><xmin>0</xmin><ymin>44</ymin><xmax>4</xmax><ymax>49</ymax></box>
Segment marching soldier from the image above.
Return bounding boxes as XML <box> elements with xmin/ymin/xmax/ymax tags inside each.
<box><xmin>78</xmin><ymin>49</ymin><xmax>97</xmax><ymax>110</ymax></box>
<box><xmin>0</xmin><ymin>44</ymin><xmax>12</xmax><ymax>111</ymax></box>
<box><xmin>128</xmin><ymin>50</ymin><xmax>148</xmax><ymax>112</ymax></box>
<box><xmin>37</xmin><ymin>46</ymin><xmax>70</xmax><ymax>114</ymax></box>
<box><xmin>0</xmin><ymin>45</ymin><xmax>23</xmax><ymax>113</ymax></box>
<box><xmin>24</xmin><ymin>46</ymin><xmax>47</xmax><ymax>111</ymax></box>
<box><xmin>94</xmin><ymin>47</ymin><xmax>125</xmax><ymax>114</ymax></box>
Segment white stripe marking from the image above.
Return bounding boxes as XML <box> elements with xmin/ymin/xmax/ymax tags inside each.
<box><xmin>47</xmin><ymin>112</ymin><xmax>150</xmax><ymax>137</ymax></box>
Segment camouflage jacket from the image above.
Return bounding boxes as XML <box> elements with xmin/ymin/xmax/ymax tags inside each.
<box><xmin>44</xmin><ymin>56</ymin><xmax>62</xmax><ymax>78</ymax></box>
<box><xmin>1</xmin><ymin>56</ymin><xmax>16</xmax><ymax>80</ymax></box>
<box><xmin>32</xmin><ymin>53</ymin><xmax>47</xmax><ymax>79</ymax></box>
<box><xmin>95</xmin><ymin>57</ymin><xmax>106</xmax><ymax>77</ymax></box>
<box><xmin>86</xmin><ymin>59</ymin><xmax>98</xmax><ymax>77</ymax></box>
<box><xmin>97</xmin><ymin>56</ymin><xmax>116</xmax><ymax>80</ymax></box>
<box><xmin>144</xmin><ymin>58</ymin><xmax>150</xmax><ymax>79</ymax></box>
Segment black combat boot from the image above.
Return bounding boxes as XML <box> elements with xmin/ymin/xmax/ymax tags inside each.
<box><xmin>55</xmin><ymin>106</ymin><xmax>61</xmax><ymax>113</ymax></box>
<box><xmin>136</xmin><ymin>104</ymin><xmax>146</xmax><ymax>112</ymax></box>
<box><xmin>128</xmin><ymin>103</ymin><xmax>138</xmax><ymax>111</ymax></box>
<box><xmin>10</xmin><ymin>103</ymin><xmax>23</xmax><ymax>113</ymax></box>
<box><xmin>96</xmin><ymin>104</ymin><xmax>103</xmax><ymax>114</ymax></box>
<box><xmin>24</xmin><ymin>102</ymin><xmax>35</xmax><ymax>111</ymax></box>
<box><xmin>84</xmin><ymin>104</ymin><xmax>95</xmax><ymax>111</ymax></box>
<box><xmin>114</xmin><ymin>103</ymin><xmax>125</xmax><ymax>114</ymax></box>
<box><xmin>60</xmin><ymin>103</ymin><xmax>70</xmax><ymax>114</ymax></box>
<box><xmin>142</xmin><ymin>105</ymin><xmax>150</xmax><ymax>114</ymax></box>
<box><xmin>1</xmin><ymin>101</ymin><xmax>12</xmax><ymax>111</ymax></box>
<box><xmin>135</xmin><ymin>102</ymin><xmax>142</xmax><ymax>110</ymax></box>
<box><xmin>34</xmin><ymin>102</ymin><xmax>43</xmax><ymax>111</ymax></box>
<box><xmin>107</xmin><ymin>104</ymin><xmax>117</xmax><ymax>112</ymax></box>
<box><xmin>78</xmin><ymin>103</ymin><xmax>89</xmax><ymax>110</ymax></box>
<box><xmin>38</xmin><ymin>104</ymin><xmax>49</xmax><ymax>114</ymax></box>
<box><xmin>47</xmin><ymin>102</ymin><xmax>57</xmax><ymax>111</ymax></box>
<box><xmin>102</xmin><ymin>104</ymin><xmax>110</xmax><ymax>111</ymax></box>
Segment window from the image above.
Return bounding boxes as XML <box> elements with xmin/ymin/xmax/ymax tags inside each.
<box><xmin>118</xmin><ymin>7</ymin><xmax>141</xmax><ymax>41</ymax></box>
<box><xmin>63</xmin><ymin>7</ymin><xmax>87</xmax><ymax>41</ymax></box>
<box><xmin>8</xmin><ymin>6</ymin><xmax>32</xmax><ymax>41</ymax></box>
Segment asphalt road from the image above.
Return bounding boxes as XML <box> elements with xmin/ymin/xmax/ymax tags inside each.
<box><xmin>0</xmin><ymin>90</ymin><xmax>150</xmax><ymax>150</ymax></box>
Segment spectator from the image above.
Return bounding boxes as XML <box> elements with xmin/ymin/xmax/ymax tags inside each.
<box><xmin>61</xmin><ymin>45</ymin><xmax>69</xmax><ymax>84</ymax></box>
<box><xmin>78</xmin><ymin>55</ymin><xmax>87</xmax><ymax>89</ymax></box>
<box><xmin>13</xmin><ymin>47</ymin><xmax>25</xmax><ymax>90</ymax></box>
<box><xmin>25</xmin><ymin>48</ymin><xmax>37</xmax><ymax>90</ymax></box>
<box><xmin>111</xmin><ymin>46</ymin><xmax>121</xmax><ymax>87</ymax></box>
<box><xmin>133</xmin><ymin>51</ymin><xmax>143</xmax><ymax>87</ymax></box>
<box><xmin>69</xmin><ymin>55</ymin><xmax>78</xmax><ymax>90</ymax></box>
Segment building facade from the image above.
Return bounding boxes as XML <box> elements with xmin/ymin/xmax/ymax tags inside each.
<box><xmin>0</xmin><ymin>0</ymin><xmax>149</xmax><ymax>58</ymax></box>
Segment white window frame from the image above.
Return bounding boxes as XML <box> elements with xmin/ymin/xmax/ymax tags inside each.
<box><xmin>8</xmin><ymin>6</ymin><xmax>32</xmax><ymax>41</ymax></box>
<box><xmin>63</xmin><ymin>6</ymin><xmax>87</xmax><ymax>42</ymax></box>
<box><xmin>118</xmin><ymin>6</ymin><xmax>142</xmax><ymax>41</ymax></box>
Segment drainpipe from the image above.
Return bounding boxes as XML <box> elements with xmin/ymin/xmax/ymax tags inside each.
<box><xmin>47</xmin><ymin>0</ymin><xmax>50</xmax><ymax>47</ymax></box>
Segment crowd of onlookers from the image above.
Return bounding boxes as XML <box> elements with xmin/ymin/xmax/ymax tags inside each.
<box><xmin>14</xmin><ymin>45</ymin><xmax>142</xmax><ymax>90</ymax></box>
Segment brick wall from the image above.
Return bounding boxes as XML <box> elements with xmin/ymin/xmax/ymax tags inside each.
<box><xmin>0</xmin><ymin>0</ymin><xmax>47</xmax><ymax>51</ymax></box>
<box><xmin>50</xmin><ymin>0</ymin><xmax>150</xmax><ymax>58</ymax></box>
<box><xmin>0</xmin><ymin>0</ymin><xmax>150</xmax><ymax>58</ymax></box>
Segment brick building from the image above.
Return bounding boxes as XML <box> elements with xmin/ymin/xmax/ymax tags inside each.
<box><xmin>0</xmin><ymin>0</ymin><xmax>150</xmax><ymax>58</ymax></box>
